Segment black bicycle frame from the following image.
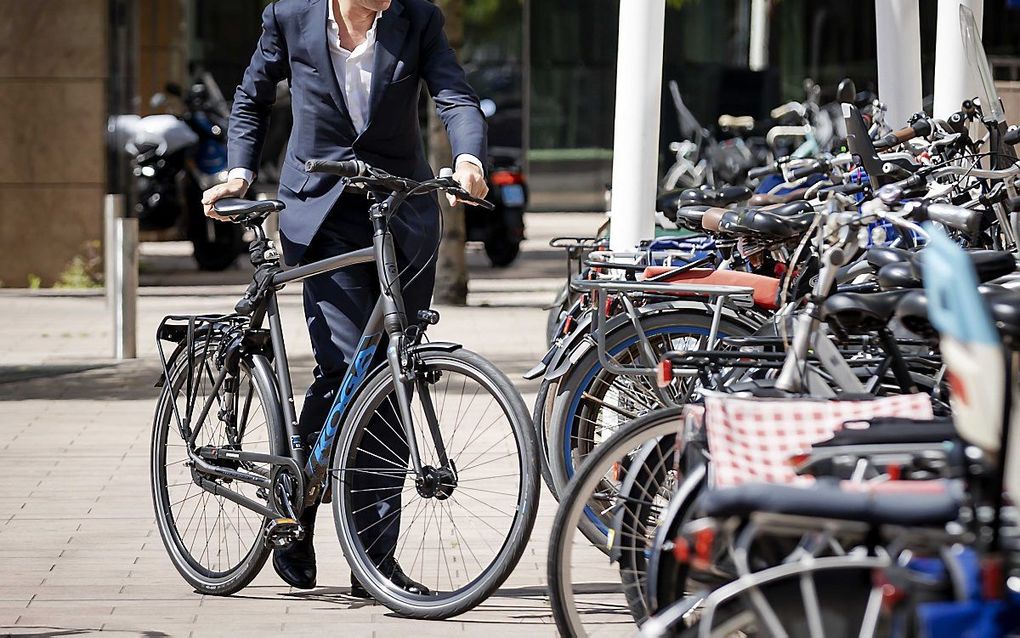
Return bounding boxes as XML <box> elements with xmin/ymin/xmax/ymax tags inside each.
<box><xmin>240</xmin><ymin>192</ymin><xmax>444</xmax><ymax>510</ymax></box>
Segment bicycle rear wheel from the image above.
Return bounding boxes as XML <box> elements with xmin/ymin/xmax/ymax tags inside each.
<box><xmin>151</xmin><ymin>338</ymin><xmax>283</xmax><ymax>595</ymax></box>
<box><xmin>548</xmin><ymin>407</ymin><xmax>687</xmax><ymax>637</ymax></box>
<box><xmin>331</xmin><ymin>347</ymin><xmax>539</xmax><ymax>619</ymax></box>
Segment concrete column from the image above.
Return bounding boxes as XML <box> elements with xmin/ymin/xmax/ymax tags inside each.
<box><xmin>875</xmin><ymin>0</ymin><xmax>922</xmax><ymax>128</ymax></box>
<box><xmin>934</xmin><ymin>0</ymin><xmax>984</xmax><ymax>119</ymax></box>
<box><xmin>0</xmin><ymin>1</ymin><xmax>108</xmax><ymax>287</ymax></box>
<box><xmin>749</xmin><ymin>0</ymin><xmax>770</xmax><ymax>72</ymax></box>
<box><xmin>609</xmin><ymin>0</ymin><xmax>666</xmax><ymax>252</ymax></box>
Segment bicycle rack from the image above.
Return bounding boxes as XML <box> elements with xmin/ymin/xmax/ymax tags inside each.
<box><xmin>570</xmin><ymin>278</ymin><xmax>755</xmax><ymax>389</ymax></box>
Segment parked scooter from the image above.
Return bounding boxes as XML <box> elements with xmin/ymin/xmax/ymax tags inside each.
<box><xmin>108</xmin><ymin>72</ymin><xmax>246</xmax><ymax>271</ymax></box>
<box><xmin>465</xmin><ymin>99</ymin><xmax>528</xmax><ymax>267</ymax></box>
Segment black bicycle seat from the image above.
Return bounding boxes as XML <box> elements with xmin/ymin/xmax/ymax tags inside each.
<box><xmin>896</xmin><ymin>284</ymin><xmax>1014</xmax><ymax>341</ymax></box>
<box><xmin>213</xmin><ymin>198</ymin><xmax>286</xmax><ymax>220</ymax></box>
<box><xmin>701</xmin><ymin>482</ymin><xmax>961</xmax><ymax>527</ymax></box>
<box><xmin>761</xmin><ymin>200</ymin><xmax>814</xmax><ymax>217</ymax></box>
<box><xmin>866</xmin><ymin>246</ymin><xmax>914</xmax><ymax>270</ymax></box>
<box><xmin>666</xmin><ymin>185</ymin><xmax>752</xmax><ymax>208</ymax></box>
<box><xmin>673</xmin><ymin>205</ymin><xmax>711</xmax><ymax>231</ymax></box>
<box><xmin>894</xmin><ymin>289</ymin><xmax>937</xmax><ymax>340</ymax></box>
<box><xmin>879</xmin><ymin>249</ymin><xmax>1016</xmax><ymax>290</ymax></box>
<box><xmin>820</xmin><ymin>289</ymin><xmax>912</xmax><ymax>333</ymax></box>
<box><xmin>719</xmin><ymin>208</ymin><xmax>815</xmax><ymax>240</ymax></box>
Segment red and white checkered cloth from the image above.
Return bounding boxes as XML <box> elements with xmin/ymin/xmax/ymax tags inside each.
<box><xmin>702</xmin><ymin>392</ymin><xmax>935</xmax><ymax>489</ymax></box>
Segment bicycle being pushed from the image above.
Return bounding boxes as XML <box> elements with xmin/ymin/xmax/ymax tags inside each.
<box><xmin>149</xmin><ymin>159</ymin><xmax>539</xmax><ymax>619</ymax></box>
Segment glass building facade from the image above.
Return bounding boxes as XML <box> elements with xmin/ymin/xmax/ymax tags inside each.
<box><xmin>168</xmin><ymin>0</ymin><xmax>1020</xmax><ymax>210</ymax></box>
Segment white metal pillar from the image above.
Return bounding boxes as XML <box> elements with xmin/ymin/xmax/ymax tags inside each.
<box><xmin>748</xmin><ymin>0</ymin><xmax>769</xmax><ymax>72</ymax></box>
<box><xmin>609</xmin><ymin>0</ymin><xmax>666</xmax><ymax>252</ymax></box>
<box><xmin>934</xmin><ymin>0</ymin><xmax>984</xmax><ymax>119</ymax></box>
<box><xmin>875</xmin><ymin>0</ymin><xmax>922</xmax><ymax>128</ymax></box>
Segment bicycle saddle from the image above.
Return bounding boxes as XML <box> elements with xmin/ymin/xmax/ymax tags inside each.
<box><xmin>665</xmin><ymin>185</ymin><xmax>752</xmax><ymax>208</ymax></box>
<box><xmin>820</xmin><ymin>289</ymin><xmax>912</xmax><ymax>333</ymax></box>
<box><xmin>896</xmin><ymin>284</ymin><xmax>1015</xmax><ymax>341</ymax></box>
<box><xmin>759</xmin><ymin>200</ymin><xmax>814</xmax><ymax>217</ymax></box>
<box><xmin>701</xmin><ymin>207</ymin><xmax>727</xmax><ymax>232</ymax></box>
<box><xmin>672</xmin><ymin>205</ymin><xmax>711</xmax><ymax>231</ymax></box>
<box><xmin>701</xmin><ymin>481</ymin><xmax>961</xmax><ymax>527</ymax></box>
<box><xmin>865</xmin><ymin>246</ymin><xmax>914</xmax><ymax>270</ymax></box>
<box><xmin>747</xmin><ymin>187</ymin><xmax>809</xmax><ymax>207</ymax></box>
<box><xmin>718</xmin><ymin>208</ymin><xmax>815</xmax><ymax>240</ymax></box>
<box><xmin>879</xmin><ymin>249</ymin><xmax>1016</xmax><ymax>290</ymax></box>
<box><xmin>212</xmin><ymin>198</ymin><xmax>286</xmax><ymax>219</ymax></box>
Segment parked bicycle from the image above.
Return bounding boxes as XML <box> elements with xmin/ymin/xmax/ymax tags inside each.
<box><xmin>150</xmin><ymin>160</ymin><xmax>539</xmax><ymax>620</ymax></box>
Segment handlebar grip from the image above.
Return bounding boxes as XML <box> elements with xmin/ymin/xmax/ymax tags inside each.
<box><xmin>304</xmin><ymin>159</ymin><xmax>367</xmax><ymax>177</ymax></box>
<box><xmin>892</xmin><ymin>172</ymin><xmax>926</xmax><ymax>192</ymax></box>
<box><xmin>874</xmin><ymin>119</ymin><xmax>933</xmax><ymax>150</ymax></box>
<box><xmin>818</xmin><ymin>182</ymin><xmax>865</xmax><ymax>201</ymax></box>
<box><xmin>925</xmin><ymin>203</ymin><xmax>981</xmax><ymax>236</ymax></box>
<box><xmin>789</xmin><ymin>160</ymin><xmax>826</xmax><ymax>181</ymax></box>
<box><xmin>748</xmin><ymin>164</ymin><xmax>778</xmax><ymax>180</ymax></box>
<box><xmin>1004</xmin><ymin>125</ymin><xmax>1020</xmax><ymax>147</ymax></box>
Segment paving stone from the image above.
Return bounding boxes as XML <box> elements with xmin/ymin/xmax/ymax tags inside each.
<box><xmin>0</xmin><ymin>213</ymin><xmax>604</xmax><ymax>635</ymax></box>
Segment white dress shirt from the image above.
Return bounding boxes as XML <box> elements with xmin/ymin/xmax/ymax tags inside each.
<box><xmin>228</xmin><ymin>3</ymin><xmax>483</xmax><ymax>188</ymax></box>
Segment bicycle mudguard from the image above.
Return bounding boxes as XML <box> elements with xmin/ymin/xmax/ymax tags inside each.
<box><xmin>542</xmin><ymin>299</ymin><xmax>766</xmax><ymax>383</ymax></box>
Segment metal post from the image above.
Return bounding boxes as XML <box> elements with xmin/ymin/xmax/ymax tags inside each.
<box><xmin>608</xmin><ymin>0</ymin><xmax>665</xmax><ymax>252</ymax></box>
<box><xmin>748</xmin><ymin>0</ymin><xmax>770</xmax><ymax>72</ymax></box>
<box><xmin>113</xmin><ymin>217</ymin><xmax>138</xmax><ymax>359</ymax></box>
<box><xmin>875</xmin><ymin>0</ymin><xmax>922</xmax><ymax>128</ymax></box>
<box><xmin>934</xmin><ymin>0</ymin><xmax>984</xmax><ymax>119</ymax></box>
<box><xmin>104</xmin><ymin>194</ymin><xmax>124</xmax><ymax>308</ymax></box>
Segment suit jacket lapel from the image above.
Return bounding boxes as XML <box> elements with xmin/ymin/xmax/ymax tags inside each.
<box><xmin>366</xmin><ymin>0</ymin><xmax>409</xmax><ymax>130</ymax></box>
<box><xmin>304</xmin><ymin>0</ymin><xmax>356</xmax><ymax>136</ymax></box>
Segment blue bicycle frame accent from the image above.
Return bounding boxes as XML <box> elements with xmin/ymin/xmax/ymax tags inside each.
<box><xmin>302</xmin><ymin>326</ymin><xmax>384</xmax><ymax>494</ymax></box>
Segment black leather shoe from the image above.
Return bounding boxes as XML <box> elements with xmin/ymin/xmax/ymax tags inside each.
<box><xmin>272</xmin><ymin>506</ymin><xmax>317</xmax><ymax>589</ymax></box>
<box><xmin>349</xmin><ymin>557</ymin><xmax>430</xmax><ymax>598</ymax></box>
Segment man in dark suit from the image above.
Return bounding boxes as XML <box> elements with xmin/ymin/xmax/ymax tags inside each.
<box><xmin>202</xmin><ymin>0</ymin><xmax>487</xmax><ymax>597</ymax></box>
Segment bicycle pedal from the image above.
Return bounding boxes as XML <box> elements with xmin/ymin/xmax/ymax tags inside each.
<box><xmin>266</xmin><ymin>517</ymin><xmax>305</xmax><ymax>548</ymax></box>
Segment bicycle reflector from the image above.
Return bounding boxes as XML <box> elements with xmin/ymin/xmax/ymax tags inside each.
<box><xmin>657</xmin><ymin>359</ymin><xmax>673</xmax><ymax>388</ymax></box>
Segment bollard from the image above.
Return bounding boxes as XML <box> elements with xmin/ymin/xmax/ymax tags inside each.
<box><xmin>113</xmin><ymin>217</ymin><xmax>138</xmax><ymax>359</ymax></box>
<box><xmin>104</xmin><ymin>194</ymin><xmax>125</xmax><ymax>308</ymax></box>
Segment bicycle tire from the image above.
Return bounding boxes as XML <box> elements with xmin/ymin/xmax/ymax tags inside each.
<box><xmin>331</xmin><ymin>348</ymin><xmax>539</xmax><ymax>619</ymax></box>
<box><xmin>151</xmin><ymin>342</ymin><xmax>284</xmax><ymax>595</ymax></box>
<box><xmin>547</xmin><ymin>311</ymin><xmax>751</xmax><ymax>545</ymax></box>
<box><xmin>547</xmin><ymin>406</ymin><xmax>685</xmax><ymax>637</ymax></box>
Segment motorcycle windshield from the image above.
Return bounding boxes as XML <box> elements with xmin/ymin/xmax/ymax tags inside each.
<box><xmin>961</xmin><ymin>5</ymin><xmax>1005</xmax><ymax>123</ymax></box>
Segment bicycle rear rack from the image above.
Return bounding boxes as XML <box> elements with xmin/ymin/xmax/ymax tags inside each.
<box><xmin>571</xmin><ymin>278</ymin><xmax>755</xmax><ymax>383</ymax></box>
<box><xmin>155</xmin><ymin>313</ymin><xmax>248</xmax><ymax>444</ymax></box>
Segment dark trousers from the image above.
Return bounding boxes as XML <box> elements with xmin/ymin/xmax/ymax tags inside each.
<box><xmin>297</xmin><ymin>193</ymin><xmax>436</xmax><ymax>562</ymax></box>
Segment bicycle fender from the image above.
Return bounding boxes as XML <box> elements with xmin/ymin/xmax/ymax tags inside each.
<box><xmin>410</xmin><ymin>341</ymin><xmax>463</xmax><ymax>354</ymax></box>
<box><xmin>542</xmin><ymin>299</ymin><xmax>762</xmax><ymax>382</ymax></box>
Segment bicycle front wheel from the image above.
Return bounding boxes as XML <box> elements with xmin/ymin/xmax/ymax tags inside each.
<box><xmin>331</xmin><ymin>347</ymin><xmax>539</xmax><ymax>619</ymax></box>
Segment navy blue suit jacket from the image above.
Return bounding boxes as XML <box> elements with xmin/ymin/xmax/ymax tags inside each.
<box><xmin>227</xmin><ymin>0</ymin><xmax>487</xmax><ymax>266</ymax></box>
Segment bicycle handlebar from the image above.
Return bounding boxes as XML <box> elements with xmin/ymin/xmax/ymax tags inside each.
<box><xmin>748</xmin><ymin>162</ymin><xmax>780</xmax><ymax>180</ymax></box>
<box><xmin>305</xmin><ymin>158</ymin><xmax>495</xmax><ymax>210</ymax></box>
<box><xmin>304</xmin><ymin>159</ymin><xmax>367</xmax><ymax>177</ymax></box>
<box><xmin>874</xmin><ymin>118</ymin><xmax>933</xmax><ymax>151</ymax></box>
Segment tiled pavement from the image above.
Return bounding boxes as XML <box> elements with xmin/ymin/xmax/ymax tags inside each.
<box><xmin>0</xmin><ymin>213</ymin><xmax>603</xmax><ymax>637</ymax></box>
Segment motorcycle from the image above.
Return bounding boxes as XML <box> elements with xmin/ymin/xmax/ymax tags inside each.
<box><xmin>465</xmin><ymin>99</ymin><xmax>528</xmax><ymax>267</ymax></box>
<box><xmin>107</xmin><ymin>72</ymin><xmax>246</xmax><ymax>271</ymax></box>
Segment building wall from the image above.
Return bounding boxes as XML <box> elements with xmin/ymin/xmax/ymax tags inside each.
<box><xmin>0</xmin><ymin>0</ymin><xmax>108</xmax><ymax>287</ymax></box>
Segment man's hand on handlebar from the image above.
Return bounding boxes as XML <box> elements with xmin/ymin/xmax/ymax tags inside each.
<box><xmin>202</xmin><ymin>178</ymin><xmax>249</xmax><ymax>221</ymax></box>
<box><xmin>448</xmin><ymin>160</ymin><xmax>489</xmax><ymax>208</ymax></box>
